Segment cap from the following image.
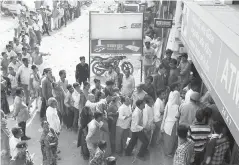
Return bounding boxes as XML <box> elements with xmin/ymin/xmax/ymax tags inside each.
<box><xmin>190</xmin><ymin>92</ymin><xmax>200</xmax><ymax>101</ymax></box>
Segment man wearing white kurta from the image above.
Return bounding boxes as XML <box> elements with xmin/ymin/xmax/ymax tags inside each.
<box><xmin>115</xmin><ymin>96</ymin><xmax>132</xmax><ymax>155</ymax></box>
<box><xmin>46</xmin><ymin>98</ymin><xmax>61</xmax><ymax>134</ymax></box>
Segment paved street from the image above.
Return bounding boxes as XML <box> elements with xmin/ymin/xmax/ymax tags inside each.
<box><xmin>3</xmin><ymin>1</ymin><xmax>173</xmax><ymax>165</ymax></box>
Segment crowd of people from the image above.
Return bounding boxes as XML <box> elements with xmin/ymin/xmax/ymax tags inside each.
<box><xmin>0</xmin><ymin>2</ymin><xmax>234</xmax><ymax>165</ymax></box>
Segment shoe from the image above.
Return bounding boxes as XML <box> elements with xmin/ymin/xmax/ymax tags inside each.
<box><xmin>21</xmin><ymin>136</ymin><xmax>31</xmax><ymax>141</ymax></box>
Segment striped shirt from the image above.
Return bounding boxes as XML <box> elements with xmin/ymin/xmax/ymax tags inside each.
<box><xmin>188</xmin><ymin>122</ymin><xmax>211</xmax><ymax>152</ymax></box>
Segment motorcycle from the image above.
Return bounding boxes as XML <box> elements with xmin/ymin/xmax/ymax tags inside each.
<box><xmin>91</xmin><ymin>55</ymin><xmax>134</xmax><ymax>76</ymax></box>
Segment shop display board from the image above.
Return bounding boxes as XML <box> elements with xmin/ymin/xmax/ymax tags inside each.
<box><xmin>89</xmin><ymin>12</ymin><xmax>144</xmax><ymax>82</ymax></box>
<box><xmin>181</xmin><ymin>2</ymin><xmax>239</xmax><ymax>145</ymax></box>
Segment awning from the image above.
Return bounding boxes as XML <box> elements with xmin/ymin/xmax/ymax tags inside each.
<box><xmin>181</xmin><ymin>2</ymin><xmax>239</xmax><ymax>144</ymax></box>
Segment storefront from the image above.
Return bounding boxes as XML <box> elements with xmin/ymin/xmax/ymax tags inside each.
<box><xmin>178</xmin><ymin>1</ymin><xmax>239</xmax><ymax>164</ymax></box>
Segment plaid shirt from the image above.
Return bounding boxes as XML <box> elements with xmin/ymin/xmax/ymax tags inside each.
<box><xmin>174</xmin><ymin>139</ymin><xmax>195</xmax><ymax>165</ymax></box>
<box><xmin>207</xmin><ymin>136</ymin><xmax>230</xmax><ymax>165</ymax></box>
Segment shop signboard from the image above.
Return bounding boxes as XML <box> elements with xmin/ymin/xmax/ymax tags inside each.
<box><xmin>89</xmin><ymin>12</ymin><xmax>144</xmax><ymax>81</ymax></box>
<box><xmin>154</xmin><ymin>18</ymin><xmax>173</xmax><ymax>28</ymax></box>
<box><xmin>181</xmin><ymin>4</ymin><xmax>239</xmax><ymax>144</ymax></box>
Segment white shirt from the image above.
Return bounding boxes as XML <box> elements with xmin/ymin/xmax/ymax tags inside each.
<box><xmin>33</xmin><ymin>22</ymin><xmax>41</xmax><ymax>31</ymax></box>
<box><xmin>8</xmin><ymin>62</ymin><xmax>21</xmax><ymax>72</ymax></box>
<box><xmin>8</xmin><ymin>74</ymin><xmax>18</xmax><ymax>88</ymax></box>
<box><xmin>154</xmin><ymin>98</ymin><xmax>165</xmax><ymax>122</ymax></box>
<box><xmin>46</xmin><ymin>106</ymin><xmax>61</xmax><ymax>133</ymax></box>
<box><xmin>143</xmin><ymin>104</ymin><xmax>154</xmax><ymax>130</ymax></box>
<box><xmin>13</xmin><ymin>17</ymin><xmax>19</xmax><ymax>29</ymax></box>
<box><xmin>10</xmin><ymin>136</ymin><xmax>21</xmax><ymax>158</ymax></box>
<box><xmin>6</xmin><ymin>50</ymin><xmax>17</xmax><ymax>59</ymax></box>
<box><xmin>16</xmin><ymin>65</ymin><xmax>31</xmax><ymax>85</ymax></box>
<box><xmin>60</xmin><ymin>8</ymin><xmax>64</xmax><ymax>17</ymax></box>
<box><xmin>104</xmin><ymin>71</ymin><xmax>117</xmax><ymax>82</ymax></box>
<box><xmin>14</xmin><ymin>44</ymin><xmax>23</xmax><ymax>53</ymax></box>
<box><xmin>130</xmin><ymin>107</ymin><xmax>144</xmax><ymax>132</ymax></box>
<box><xmin>72</xmin><ymin>90</ymin><xmax>81</xmax><ymax>110</ymax></box>
<box><xmin>116</xmin><ymin>104</ymin><xmax>132</xmax><ymax>129</ymax></box>
<box><xmin>185</xmin><ymin>89</ymin><xmax>194</xmax><ymax>103</ymax></box>
<box><xmin>22</xmin><ymin>53</ymin><xmax>32</xmax><ymax>64</ymax></box>
<box><xmin>121</xmin><ymin>75</ymin><xmax>135</xmax><ymax>97</ymax></box>
<box><xmin>85</xmin><ymin>100</ymin><xmax>98</xmax><ymax>114</ymax></box>
<box><xmin>16</xmin><ymin>4</ymin><xmax>22</xmax><ymax>15</ymax></box>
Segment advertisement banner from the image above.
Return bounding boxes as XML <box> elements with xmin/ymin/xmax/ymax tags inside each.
<box><xmin>91</xmin><ymin>40</ymin><xmax>142</xmax><ymax>54</ymax></box>
<box><xmin>181</xmin><ymin>3</ymin><xmax>239</xmax><ymax>144</ymax></box>
<box><xmin>89</xmin><ymin>13</ymin><xmax>144</xmax><ymax>84</ymax></box>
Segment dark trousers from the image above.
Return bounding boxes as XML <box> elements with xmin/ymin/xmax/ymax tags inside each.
<box><xmin>63</xmin><ymin>107</ymin><xmax>74</xmax><ymax>129</ymax></box>
<box><xmin>77</xmin><ymin>79</ymin><xmax>87</xmax><ymax>86</ymax></box>
<box><xmin>18</xmin><ymin>121</ymin><xmax>26</xmax><ymax>137</ymax></box>
<box><xmin>42</xmin><ymin>23</ymin><xmax>50</xmax><ymax>35</ymax></box>
<box><xmin>125</xmin><ymin>131</ymin><xmax>149</xmax><ymax>158</ymax></box>
<box><xmin>40</xmin><ymin>98</ymin><xmax>47</xmax><ymax>119</ymax></box>
<box><xmin>193</xmin><ymin>152</ymin><xmax>204</xmax><ymax>165</ymax></box>
<box><xmin>73</xmin><ymin>107</ymin><xmax>79</xmax><ymax>129</ymax></box>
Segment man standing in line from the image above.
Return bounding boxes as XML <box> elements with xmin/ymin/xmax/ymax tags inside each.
<box><xmin>173</xmin><ymin>125</ymin><xmax>195</xmax><ymax>165</ymax></box>
<box><xmin>16</xmin><ymin>58</ymin><xmax>31</xmax><ymax>106</ymax></box>
<box><xmin>41</xmin><ymin>68</ymin><xmax>54</xmax><ymax>119</ymax></box>
<box><xmin>125</xmin><ymin>100</ymin><xmax>149</xmax><ymax>161</ymax></box>
<box><xmin>52</xmin><ymin>6</ymin><xmax>60</xmax><ymax>30</ymax></box>
<box><xmin>40</xmin><ymin>6</ymin><xmax>50</xmax><ymax>36</ymax></box>
<box><xmin>46</xmin><ymin>6</ymin><xmax>52</xmax><ymax>32</ymax></box>
<box><xmin>32</xmin><ymin>18</ymin><xmax>42</xmax><ymax>45</ymax></box>
<box><xmin>75</xmin><ymin>56</ymin><xmax>89</xmax><ymax>85</ymax></box>
<box><xmin>86</xmin><ymin>112</ymin><xmax>104</xmax><ymax>161</ymax></box>
<box><xmin>142</xmin><ymin>38</ymin><xmax>156</xmax><ymax>80</ymax></box>
<box><xmin>32</xmin><ymin>46</ymin><xmax>49</xmax><ymax>75</ymax></box>
<box><xmin>115</xmin><ymin>96</ymin><xmax>132</xmax><ymax>156</ymax></box>
<box><xmin>121</xmin><ymin>70</ymin><xmax>135</xmax><ymax>97</ymax></box>
<box><xmin>176</xmin><ymin>92</ymin><xmax>201</xmax><ymax>127</ymax></box>
<box><xmin>178</xmin><ymin>53</ymin><xmax>191</xmax><ymax>90</ymax></box>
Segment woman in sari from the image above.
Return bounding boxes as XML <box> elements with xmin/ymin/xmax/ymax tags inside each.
<box><xmin>52</xmin><ymin>82</ymin><xmax>65</xmax><ymax>125</ymax></box>
<box><xmin>107</xmin><ymin>95</ymin><xmax>120</xmax><ymax>153</ymax></box>
<box><xmin>161</xmin><ymin>83</ymin><xmax>181</xmax><ymax>157</ymax></box>
<box><xmin>77</xmin><ymin>106</ymin><xmax>92</xmax><ymax>160</ymax></box>
<box><xmin>96</xmin><ymin>101</ymin><xmax>112</xmax><ymax>157</ymax></box>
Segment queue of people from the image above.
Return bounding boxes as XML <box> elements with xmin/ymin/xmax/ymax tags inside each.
<box><xmin>0</xmin><ymin>3</ymin><xmax>233</xmax><ymax>165</ymax></box>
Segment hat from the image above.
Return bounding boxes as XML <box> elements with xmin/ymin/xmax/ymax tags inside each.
<box><xmin>190</xmin><ymin>92</ymin><xmax>200</xmax><ymax>101</ymax></box>
<box><xmin>40</xmin><ymin>6</ymin><xmax>45</xmax><ymax>9</ymax></box>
